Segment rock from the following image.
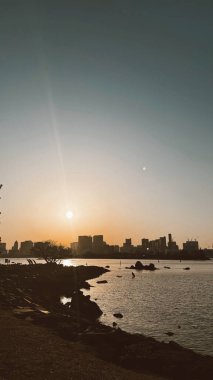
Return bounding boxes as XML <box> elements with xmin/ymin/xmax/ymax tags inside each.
<box><xmin>164</xmin><ymin>266</ymin><xmax>171</xmax><ymax>269</ymax></box>
<box><xmin>113</xmin><ymin>313</ymin><xmax>123</xmax><ymax>319</ymax></box>
<box><xmin>116</xmin><ymin>275</ymin><xmax>122</xmax><ymax>278</ymax></box>
<box><xmin>129</xmin><ymin>261</ymin><xmax>157</xmax><ymax>271</ymax></box>
<box><xmin>96</xmin><ymin>280</ymin><xmax>108</xmax><ymax>284</ymax></box>
<box><xmin>135</xmin><ymin>261</ymin><xmax>144</xmax><ymax>270</ymax></box>
<box><xmin>165</xmin><ymin>331</ymin><xmax>174</xmax><ymax>336</ymax></box>
<box><xmin>184</xmin><ymin>267</ymin><xmax>190</xmax><ymax>270</ymax></box>
<box><xmin>142</xmin><ymin>263</ymin><xmax>156</xmax><ymax>271</ymax></box>
<box><xmin>147</xmin><ymin>263</ymin><xmax>156</xmax><ymax>271</ymax></box>
<box><xmin>112</xmin><ymin>322</ymin><xmax>117</xmax><ymax>327</ymax></box>
<box><xmin>71</xmin><ymin>290</ymin><xmax>102</xmax><ymax>320</ymax></box>
<box><xmin>105</xmin><ymin>265</ymin><xmax>110</xmax><ymax>268</ymax></box>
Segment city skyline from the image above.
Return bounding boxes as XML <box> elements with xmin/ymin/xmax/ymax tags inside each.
<box><xmin>1</xmin><ymin>231</ymin><xmax>209</xmax><ymax>252</ymax></box>
<box><xmin>1</xmin><ymin>1</ymin><xmax>213</xmax><ymax>249</ymax></box>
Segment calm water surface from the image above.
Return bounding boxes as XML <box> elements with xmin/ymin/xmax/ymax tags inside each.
<box><xmin>2</xmin><ymin>258</ymin><xmax>212</xmax><ymax>356</ymax></box>
<box><xmin>66</xmin><ymin>259</ymin><xmax>213</xmax><ymax>356</ymax></box>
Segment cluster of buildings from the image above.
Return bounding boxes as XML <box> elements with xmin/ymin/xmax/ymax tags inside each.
<box><xmin>120</xmin><ymin>233</ymin><xmax>180</xmax><ymax>255</ymax></box>
<box><xmin>0</xmin><ymin>233</ymin><xmax>208</xmax><ymax>259</ymax></box>
<box><xmin>70</xmin><ymin>233</ymin><xmax>201</xmax><ymax>257</ymax></box>
<box><xmin>0</xmin><ymin>240</ymin><xmax>34</xmax><ymax>256</ymax></box>
<box><xmin>71</xmin><ymin>235</ymin><xmax>119</xmax><ymax>256</ymax></box>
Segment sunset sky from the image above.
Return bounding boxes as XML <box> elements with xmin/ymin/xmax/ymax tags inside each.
<box><xmin>1</xmin><ymin>1</ymin><xmax>213</xmax><ymax>248</ymax></box>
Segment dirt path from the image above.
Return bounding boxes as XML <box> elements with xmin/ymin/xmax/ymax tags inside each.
<box><xmin>0</xmin><ymin>307</ymin><xmax>166</xmax><ymax>380</ymax></box>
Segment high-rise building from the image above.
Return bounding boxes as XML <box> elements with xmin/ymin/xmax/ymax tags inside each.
<box><xmin>0</xmin><ymin>238</ymin><xmax>7</xmax><ymax>255</ymax></box>
<box><xmin>141</xmin><ymin>239</ymin><xmax>149</xmax><ymax>251</ymax></box>
<box><xmin>183</xmin><ymin>240</ymin><xmax>199</xmax><ymax>252</ymax></box>
<box><xmin>20</xmin><ymin>241</ymin><xmax>33</xmax><ymax>255</ymax></box>
<box><xmin>78</xmin><ymin>236</ymin><xmax>92</xmax><ymax>254</ymax></box>
<box><xmin>11</xmin><ymin>240</ymin><xmax>19</xmax><ymax>255</ymax></box>
<box><xmin>120</xmin><ymin>238</ymin><xmax>135</xmax><ymax>254</ymax></box>
<box><xmin>93</xmin><ymin>235</ymin><xmax>104</xmax><ymax>253</ymax></box>
<box><xmin>168</xmin><ymin>234</ymin><xmax>179</xmax><ymax>253</ymax></box>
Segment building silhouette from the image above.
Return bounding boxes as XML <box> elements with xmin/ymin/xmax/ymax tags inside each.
<box><xmin>93</xmin><ymin>235</ymin><xmax>104</xmax><ymax>252</ymax></box>
<box><xmin>0</xmin><ymin>237</ymin><xmax>7</xmax><ymax>255</ymax></box>
<box><xmin>120</xmin><ymin>238</ymin><xmax>135</xmax><ymax>254</ymax></box>
<box><xmin>78</xmin><ymin>236</ymin><xmax>92</xmax><ymax>254</ymax></box>
<box><xmin>20</xmin><ymin>240</ymin><xmax>33</xmax><ymax>256</ymax></box>
<box><xmin>10</xmin><ymin>240</ymin><xmax>19</xmax><ymax>255</ymax></box>
<box><xmin>167</xmin><ymin>233</ymin><xmax>179</xmax><ymax>253</ymax></box>
<box><xmin>183</xmin><ymin>240</ymin><xmax>199</xmax><ymax>252</ymax></box>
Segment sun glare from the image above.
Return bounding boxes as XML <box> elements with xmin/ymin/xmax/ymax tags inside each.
<box><xmin>65</xmin><ymin>210</ymin><xmax>73</xmax><ymax>220</ymax></box>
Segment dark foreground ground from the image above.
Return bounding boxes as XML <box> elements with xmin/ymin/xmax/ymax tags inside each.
<box><xmin>0</xmin><ymin>264</ymin><xmax>212</xmax><ymax>380</ymax></box>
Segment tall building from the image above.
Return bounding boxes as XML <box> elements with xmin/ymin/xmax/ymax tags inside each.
<box><xmin>20</xmin><ymin>240</ymin><xmax>33</xmax><ymax>255</ymax></box>
<box><xmin>167</xmin><ymin>234</ymin><xmax>179</xmax><ymax>253</ymax></box>
<box><xmin>10</xmin><ymin>240</ymin><xmax>19</xmax><ymax>255</ymax></box>
<box><xmin>0</xmin><ymin>238</ymin><xmax>7</xmax><ymax>255</ymax></box>
<box><xmin>183</xmin><ymin>240</ymin><xmax>199</xmax><ymax>252</ymax></box>
<box><xmin>78</xmin><ymin>236</ymin><xmax>92</xmax><ymax>254</ymax></box>
<box><xmin>148</xmin><ymin>236</ymin><xmax>167</xmax><ymax>255</ymax></box>
<box><xmin>93</xmin><ymin>235</ymin><xmax>104</xmax><ymax>253</ymax></box>
<box><xmin>159</xmin><ymin>236</ymin><xmax>167</xmax><ymax>252</ymax></box>
<box><xmin>120</xmin><ymin>238</ymin><xmax>135</xmax><ymax>254</ymax></box>
<box><xmin>141</xmin><ymin>238</ymin><xmax>149</xmax><ymax>252</ymax></box>
<box><xmin>13</xmin><ymin>240</ymin><xmax>19</xmax><ymax>251</ymax></box>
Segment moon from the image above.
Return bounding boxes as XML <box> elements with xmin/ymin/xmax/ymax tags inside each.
<box><xmin>65</xmin><ymin>210</ymin><xmax>73</xmax><ymax>220</ymax></box>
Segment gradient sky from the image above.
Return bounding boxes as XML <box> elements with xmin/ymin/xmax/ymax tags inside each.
<box><xmin>1</xmin><ymin>0</ymin><xmax>213</xmax><ymax>248</ymax></box>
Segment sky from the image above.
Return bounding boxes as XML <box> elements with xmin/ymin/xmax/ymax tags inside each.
<box><xmin>1</xmin><ymin>0</ymin><xmax>213</xmax><ymax>249</ymax></box>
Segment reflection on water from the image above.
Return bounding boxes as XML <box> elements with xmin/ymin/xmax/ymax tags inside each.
<box><xmin>60</xmin><ymin>296</ymin><xmax>72</xmax><ymax>305</ymax></box>
<box><xmin>1</xmin><ymin>257</ymin><xmax>212</xmax><ymax>356</ymax></box>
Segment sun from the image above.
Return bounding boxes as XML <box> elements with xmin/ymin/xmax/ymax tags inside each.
<box><xmin>65</xmin><ymin>210</ymin><xmax>73</xmax><ymax>220</ymax></box>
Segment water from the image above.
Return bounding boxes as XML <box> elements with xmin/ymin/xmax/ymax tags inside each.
<box><xmin>67</xmin><ymin>258</ymin><xmax>213</xmax><ymax>356</ymax></box>
<box><xmin>1</xmin><ymin>258</ymin><xmax>212</xmax><ymax>356</ymax></box>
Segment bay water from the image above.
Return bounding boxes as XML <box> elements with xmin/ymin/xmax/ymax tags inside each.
<box><xmin>2</xmin><ymin>258</ymin><xmax>212</xmax><ymax>356</ymax></box>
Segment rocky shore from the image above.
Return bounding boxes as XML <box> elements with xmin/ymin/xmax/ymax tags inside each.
<box><xmin>0</xmin><ymin>263</ymin><xmax>212</xmax><ymax>380</ymax></box>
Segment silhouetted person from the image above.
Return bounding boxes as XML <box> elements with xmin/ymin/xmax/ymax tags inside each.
<box><xmin>132</xmin><ymin>272</ymin><xmax>135</xmax><ymax>278</ymax></box>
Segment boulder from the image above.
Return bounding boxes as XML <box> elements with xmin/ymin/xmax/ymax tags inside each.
<box><xmin>134</xmin><ymin>261</ymin><xmax>144</xmax><ymax>270</ymax></box>
<box><xmin>134</xmin><ymin>261</ymin><xmax>156</xmax><ymax>271</ymax></box>
<box><xmin>147</xmin><ymin>263</ymin><xmax>156</xmax><ymax>271</ymax></box>
<box><xmin>71</xmin><ymin>290</ymin><xmax>102</xmax><ymax>320</ymax></box>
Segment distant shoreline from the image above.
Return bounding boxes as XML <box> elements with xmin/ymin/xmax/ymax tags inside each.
<box><xmin>0</xmin><ymin>254</ymin><xmax>210</xmax><ymax>261</ymax></box>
